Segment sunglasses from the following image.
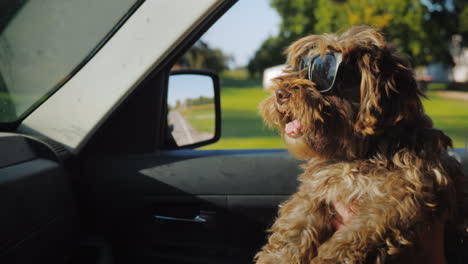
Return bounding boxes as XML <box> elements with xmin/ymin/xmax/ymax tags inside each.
<box><xmin>300</xmin><ymin>52</ymin><xmax>343</xmax><ymax>93</ymax></box>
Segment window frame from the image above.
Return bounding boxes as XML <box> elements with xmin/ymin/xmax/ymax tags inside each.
<box><xmin>17</xmin><ymin>0</ymin><xmax>236</xmax><ymax>154</ymax></box>
<box><xmin>0</xmin><ymin>0</ymin><xmax>145</xmax><ymax>128</ymax></box>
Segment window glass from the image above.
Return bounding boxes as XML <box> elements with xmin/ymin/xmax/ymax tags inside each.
<box><xmin>0</xmin><ymin>0</ymin><xmax>140</xmax><ymax>123</ymax></box>
<box><xmin>176</xmin><ymin>0</ymin><xmax>468</xmax><ymax>149</ymax></box>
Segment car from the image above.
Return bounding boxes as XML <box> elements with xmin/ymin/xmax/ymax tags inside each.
<box><xmin>262</xmin><ymin>64</ymin><xmax>287</xmax><ymax>90</ymax></box>
<box><xmin>415</xmin><ymin>73</ymin><xmax>433</xmax><ymax>91</ymax></box>
<box><xmin>0</xmin><ymin>0</ymin><xmax>467</xmax><ymax>264</ymax></box>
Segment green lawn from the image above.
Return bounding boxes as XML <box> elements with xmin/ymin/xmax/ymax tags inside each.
<box><xmin>202</xmin><ymin>81</ymin><xmax>285</xmax><ymax>150</ymax></box>
<box><xmin>422</xmin><ymin>92</ymin><xmax>468</xmax><ymax>147</ymax></box>
<box><xmin>178</xmin><ymin>103</ymin><xmax>215</xmax><ymax>134</ymax></box>
<box><xmin>202</xmin><ymin>81</ymin><xmax>468</xmax><ymax>149</ymax></box>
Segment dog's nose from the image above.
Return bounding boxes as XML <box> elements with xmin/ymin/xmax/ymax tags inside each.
<box><xmin>275</xmin><ymin>89</ymin><xmax>290</xmax><ymax>104</ymax></box>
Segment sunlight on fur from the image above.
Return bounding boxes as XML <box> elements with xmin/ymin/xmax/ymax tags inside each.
<box><xmin>256</xmin><ymin>26</ymin><xmax>467</xmax><ymax>264</ymax></box>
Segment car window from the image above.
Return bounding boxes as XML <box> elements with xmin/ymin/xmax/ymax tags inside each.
<box><xmin>172</xmin><ymin>0</ymin><xmax>285</xmax><ymax>150</ymax></box>
<box><xmin>175</xmin><ymin>0</ymin><xmax>467</xmax><ymax>149</ymax></box>
<box><xmin>0</xmin><ymin>0</ymin><xmax>141</xmax><ymax>123</ymax></box>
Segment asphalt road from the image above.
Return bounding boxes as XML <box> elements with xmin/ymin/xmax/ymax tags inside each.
<box><xmin>168</xmin><ymin>110</ymin><xmax>213</xmax><ymax>146</ymax></box>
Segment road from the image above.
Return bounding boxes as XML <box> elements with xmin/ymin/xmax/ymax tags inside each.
<box><xmin>168</xmin><ymin>110</ymin><xmax>213</xmax><ymax>146</ymax></box>
<box><xmin>434</xmin><ymin>91</ymin><xmax>468</xmax><ymax>102</ymax></box>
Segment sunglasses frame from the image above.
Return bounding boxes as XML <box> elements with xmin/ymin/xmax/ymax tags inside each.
<box><xmin>301</xmin><ymin>52</ymin><xmax>343</xmax><ymax>93</ymax></box>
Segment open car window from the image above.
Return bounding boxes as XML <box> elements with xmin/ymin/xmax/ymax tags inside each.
<box><xmin>0</xmin><ymin>0</ymin><xmax>141</xmax><ymax>124</ymax></box>
<box><xmin>173</xmin><ymin>0</ymin><xmax>468</xmax><ymax>150</ymax></box>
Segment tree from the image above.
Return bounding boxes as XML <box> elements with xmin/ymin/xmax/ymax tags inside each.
<box><xmin>248</xmin><ymin>0</ymin><xmax>466</xmax><ymax>77</ymax></box>
<box><xmin>248</xmin><ymin>0</ymin><xmax>319</xmax><ymax>77</ymax></box>
<box><xmin>179</xmin><ymin>40</ymin><xmax>232</xmax><ymax>73</ymax></box>
<box><xmin>315</xmin><ymin>0</ymin><xmax>435</xmax><ymax>65</ymax></box>
<box><xmin>247</xmin><ymin>36</ymin><xmax>291</xmax><ymax>78</ymax></box>
<box><xmin>460</xmin><ymin>4</ymin><xmax>468</xmax><ymax>43</ymax></box>
<box><xmin>451</xmin><ymin>1</ymin><xmax>468</xmax><ymax>49</ymax></box>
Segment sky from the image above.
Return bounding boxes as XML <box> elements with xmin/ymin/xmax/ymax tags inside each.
<box><xmin>168</xmin><ymin>74</ymin><xmax>214</xmax><ymax>106</ymax></box>
<box><xmin>201</xmin><ymin>0</ymin><xmax>281</xmax><ymax>68</ymax></box>
<box><xmin>198</xmin><ymin>0</ymin><xmax>453</xmax><ymax>68</ymax></box>
<box><xmin>168</xmin><ymin>1</ymin><xmax>280</xmax><ymax>105</ymax></box>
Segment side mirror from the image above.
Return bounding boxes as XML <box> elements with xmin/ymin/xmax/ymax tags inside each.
<box><xmin>165</xmin><ymin>69</ymin><xmax>221</xmax><ymax>149</ymax></box>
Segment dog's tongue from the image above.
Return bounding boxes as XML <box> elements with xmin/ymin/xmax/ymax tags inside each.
<box><xmin>285</xmin><ymin>120</ymin><xmax>303</xmax><ymax>138</ymax></box>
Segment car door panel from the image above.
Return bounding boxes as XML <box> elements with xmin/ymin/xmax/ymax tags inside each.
<box><xmin>0</xmin><ymin>133</ymin><xmax>78</xmax><ymax>264</ymax></box>
<box><xmin>80</xmin><ymin>149</ymin><xmax>302</xmax><ymax>263</ymax></box>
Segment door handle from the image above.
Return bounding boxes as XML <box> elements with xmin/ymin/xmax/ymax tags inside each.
<box><xmin>154</xmin><ymin>215</ymin><xmax>207</xmax><ymax>223</ymax></box>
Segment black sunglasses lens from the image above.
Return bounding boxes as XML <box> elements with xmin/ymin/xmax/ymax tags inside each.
<box><xmin>309</xmin><ymin>54</ymin><xmax>337</xmax><ymax>91</ymax></box>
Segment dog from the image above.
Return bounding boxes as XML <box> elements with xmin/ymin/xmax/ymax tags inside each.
<box><xmin>256</xmin><ymin>26</ymin><xmax>467</xmax><ymax>264</ymax></box>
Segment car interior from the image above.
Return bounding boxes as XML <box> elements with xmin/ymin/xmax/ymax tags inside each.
<box><xmin>0</xmin><ymin>70</ymin><xmax>306</xmax><ymax>263</ymax></box>
<box><xmin>1</xmin><ymin>1</ymin><xmax>468</xmax><ymax>264</ymax></box>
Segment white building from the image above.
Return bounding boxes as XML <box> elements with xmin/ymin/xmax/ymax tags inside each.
<box><xmin>452</xmin><ymin>48</ymin><xmax>468</xmax><ymax>83</ymax></box>
<box><xmin>450</xmin><ymin>35</ymin><xmax>468</xmax><ymax>83</ymax></box>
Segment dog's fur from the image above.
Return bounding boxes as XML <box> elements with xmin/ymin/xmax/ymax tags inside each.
<box><xmin>256</xmin><ymin>26</ymin><xmax>467</xmax><ymax>264</ymax></box>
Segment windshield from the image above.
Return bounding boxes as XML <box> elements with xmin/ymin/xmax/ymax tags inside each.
<box><xmin>0</xmin><ymin>0</ymin><xmax>141</xmax><ymax>123</ymax></box>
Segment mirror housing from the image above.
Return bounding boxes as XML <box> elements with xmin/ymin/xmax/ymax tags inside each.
<box><xmin>164</xmin><ymin>69</ymin><xmax>221</xmax><ymax>149</ymax></box>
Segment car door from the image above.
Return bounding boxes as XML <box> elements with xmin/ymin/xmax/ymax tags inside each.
<box><xmin>80</xmin><ymin>147</ymin><xmax>303</xmax><ymax>263</ymax></box>
<box><xmin>0</xmin><ymin>133</ymin><xmax>79</xmax><ymax>264</ymax></box>
<box><xmin>2</xmin><ymin>0</ymin><xmax>278</xmax><ymax>263</ymax></box>
<box><xmin>72</xmin><ymin>51</ymin><xmax>304</xmax><ymax>263</ymax></box>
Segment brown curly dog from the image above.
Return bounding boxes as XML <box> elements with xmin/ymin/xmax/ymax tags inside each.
<box><xmin>256</xmin><ymin>26</ymin><xmax>467</xmax><ymax>264</ymax></box>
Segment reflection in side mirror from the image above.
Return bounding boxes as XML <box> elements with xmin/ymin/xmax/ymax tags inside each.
<box><xmin>167</xmin><ymin>70</ymin><xmax>220</xmax><ymax>148</ymax></box>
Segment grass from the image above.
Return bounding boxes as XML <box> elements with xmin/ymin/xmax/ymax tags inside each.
<box><xmin>201</xmin><ymin>79</ymin><xmax>285</xmax><ymax>150</ymax></box>
<box><xmin>426</xmin><ymin>83</ymin><xmax>448</xmax><ymax>91</ymax></box>
<box><xmin>422</xmin><ymin>91</ymin><xmax>468</xmax><ymax>147</ymax></box>
<box><xmin>202</xmin><ymin>80</ymin><xmax>468</xmax><ymax>149</ymax></box>
<box><xmin>178</xmin><ymin>103</ymin><xmax>215</xmax><ymax>133</ymax></box>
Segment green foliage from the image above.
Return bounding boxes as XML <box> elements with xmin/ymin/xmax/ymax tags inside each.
<box><xmin>315</xmin><ymin>0</ymin><xmax>436</xmax><ymax>64</ymax></box>
<box><xmin>461</xmin><ymin>5</ymin><xmax>468</xmax><ymax>32</ymax></box>
<box><xmin>247</xmin><ymin>36</ymin><xmax>290</xmax><ymax>78</ymax></box>
<box><xmin>183</xmin><ymin>96</ymin><xmax>214</xmax><ymax>107</ymax></box>
<box><xmin>247</xmin><ymin>0</ymin><xmax>467</xmax><ymax>77</ymax></box>
<box><xmin>181</xmin><ymin>40</ymin><xmax>232</xmax><ymax>73</ymax></box>
<box><xmin>270</xmin><ymin>0</ymin><xmax>318</xmax><ymax>37</ymax></box>
<box><xmin>247</xmin><ymin>0</ymin><xmax>319</xmax><ymax>77</ymax></box>
<box><xmin>221</xmin><ymin>68</ymin><xmax>262</xmax><ymax>87</ymax></box>
<box><xmin>460</xmin><ymin>5</ymin><xmax>468</xmax><ymax>45</ymax></box>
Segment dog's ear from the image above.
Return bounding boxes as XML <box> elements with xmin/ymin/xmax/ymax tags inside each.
<box><xmin>354</xmin><ymin>48</ymin><xmax>428</xmax><ymax>136</ymax></box>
